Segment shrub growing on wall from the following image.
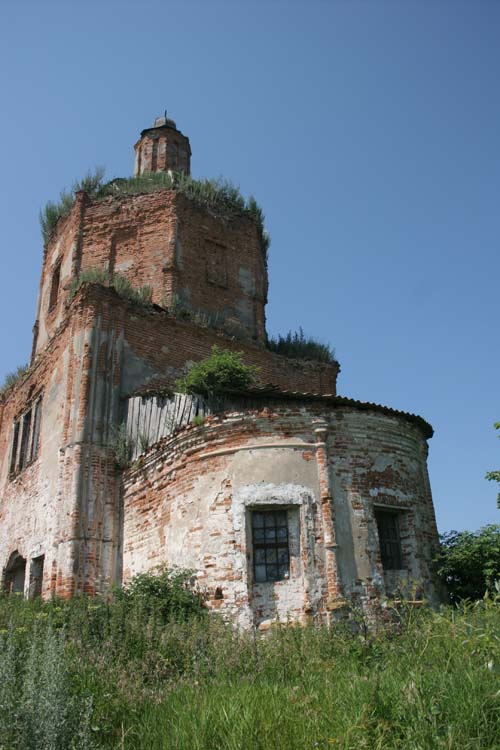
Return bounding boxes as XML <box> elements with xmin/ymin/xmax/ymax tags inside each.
<box><xmin>267</xmin><ymin>328</ymin><xmax>335</xmax><ymax>363</ymax></box>
<box><xmin>176</xmin><ymin>346</ymin><xmax>260</xmax><ymax>397</ymax></box>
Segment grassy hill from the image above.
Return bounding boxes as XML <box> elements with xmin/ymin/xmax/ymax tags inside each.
<box><xmin>0</xmin><ymin>573</ymin><xmax>498</xmax><ymax>749</ymax></box>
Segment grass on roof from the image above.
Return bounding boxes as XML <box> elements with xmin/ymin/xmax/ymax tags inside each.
<box><xmin>267</xmin><ymin>328</ymin><xmax>335</xmax><ymax>363</ymax></box>
<box><xmin>40</xmin><ymin>169</ymin><xmax>270</xmax><ymax>259</ymax></box>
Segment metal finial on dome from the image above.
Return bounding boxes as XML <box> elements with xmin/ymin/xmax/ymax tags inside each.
<box><xmin>152</xmin><ymin>111</ymin><xmax>177</xmax><ymax>129</ymax></box>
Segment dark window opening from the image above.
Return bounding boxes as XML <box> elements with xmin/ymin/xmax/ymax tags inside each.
<box><xmin>30</xmin><ymin>397</ymin><xmax>42</xmax><ymax>462</ymax></box>
<box><xmin>151</xmin><ymin>138</ymin><xmax>158</xmax><ymax>171</ymax></box>
<box><xmin>3</xmin><ymin>552</ymin><xmax>26</xmax><ymax>595</ymax></box>
<box><xmin>29</xmin><ymin>555</ymin><xmax>45</xmax><ymax>599</ymax></box>
<box><xmin>9</xmin><ymin>397</ymin><xmax>42</xmax><ymax>478</ymax></box>
<box><xmin>375</xmin><ymin>510</ymin><xmax>403</xmax><ymax>570</ymax></box>
<box><xmin>252</xmin><ymin>509</ymin><xmax>290</xmax><ymax>583</ymax></box>
<box><xmin>49</xmin><ymin>262</ymin><xmax>61</xmax><ymax>311</ymax></box>
<box><xmin>9</xmin><ymin>421</ymin><xmax>19</xmax><ymax>475</ymax></box>
<box><xmin>19</xmin><ymin>409</ymin><xmax>32</xmax><ymax>470</ymax></box>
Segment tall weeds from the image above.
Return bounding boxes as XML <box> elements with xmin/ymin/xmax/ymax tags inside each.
<box><xmin>0</xmin><ymin>364</ymin><xmax>29</xmax><ymax>397</ymax></box>
<box><xmin>69</xmin><ymin>268</ymin><xmax>152</xmax><ymax>309</ymax></box>
<box><xmin>267</xmin><ymin>327</ymin><xmax>335</xmax><ymax>363</ymax></box>
<box><xmin>0</xmin><ymin>588</ymin><xmax>498</xmax><ymax>749</ymax></box>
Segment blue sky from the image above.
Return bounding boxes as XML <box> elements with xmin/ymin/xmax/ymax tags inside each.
<box><xmin>0</xmin><ymin>1</ymin><xmax>498</xmax><ymax>533</ymax></box>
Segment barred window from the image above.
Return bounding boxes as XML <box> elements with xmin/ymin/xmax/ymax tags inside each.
<box><xmin>375</xmin><ymin>510</ymin><xmax>403</xmax><ymax>570</ymax></box>
<box><xmin>252</xmin><ymin>510</ymin><xmax>290</xmax><ymax>583</ymax></box>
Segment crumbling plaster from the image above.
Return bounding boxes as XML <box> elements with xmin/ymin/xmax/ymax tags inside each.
<box><xmin>121</xmin><ymin>402</ymin><xmax>440</xmax><ymax>627</ymax></box>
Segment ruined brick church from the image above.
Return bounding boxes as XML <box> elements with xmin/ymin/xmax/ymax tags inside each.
<box><xmin>0</xmin><ymin>115</ymin><xmax>441</xmax><ymax>627</ymax></box>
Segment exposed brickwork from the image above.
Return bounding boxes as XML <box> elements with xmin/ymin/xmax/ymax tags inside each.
<box><xmin>0</xmin><ymin>115</ymin><xmax>441</xmax><ymax>622</ymax></box>
<box><xmin>134</xmin><ymin>118</ymin><xmax>191</xmax><ymax>176</ymax></box>
<box><xmin>76</xmin><ymin>283</ymin><xmax>338</xmax><ymax>395</ymax></box>
<box><xmin>122</xmin><ymin>403</ymin><xmax>441</xmax><ymax>627</ymax></box>
<box><xmin>34</xmin><ymin>189</ymin><xmax>269</xmax><ymax>355</ymax></box>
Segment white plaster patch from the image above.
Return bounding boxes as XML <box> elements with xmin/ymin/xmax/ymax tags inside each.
<box><xmin>232</xmin><ymin>483</ymin><xmax>312</xmax><ymax>531</ymax></box>
<box><xmin>371</xmin><ymin>455</ymin><xmax>394</xmax><ymax>472</ymax></box>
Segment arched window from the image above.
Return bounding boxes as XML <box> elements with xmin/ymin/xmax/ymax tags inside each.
<box><xmin>3</xmin><ymin>551</ymin><xmax>26</xmax><ymax>595</ymax></box>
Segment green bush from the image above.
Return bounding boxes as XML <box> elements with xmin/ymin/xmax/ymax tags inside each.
<box><xmin>267</xmin><ymin>327</ymin><xmax>335</xmax><ymax>363</ymax></box>
<box><xmin>176</xmin><ymin>345</ymin><xmax>260</xmax><ymax>397</ymax></box>
<box><xmin>115</xmin><ymin>567</ymin><xmax>205</xmax><ymax>624</ymax></box>
<box><xmin>485</xmin><ymin>421</ymin><xmax>500</xmax><ymax>508</ymax></box>
<box><xmin>0</xmin><ymin>626</ymin><xmax>96</xmax><ymax>750</ymax></box>
<box><xmin>436</xmin><ymin>524</ymin><xmax>500</xmax><ymax>602</ymax></box>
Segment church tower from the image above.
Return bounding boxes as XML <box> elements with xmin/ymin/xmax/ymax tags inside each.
<box><xmin>31</xmin><ymin>115</ymin><xmax>268</xmax><ymax>356</ymax></box>
<box><xmin>0</xmin><ymin>113</ymin><xmax>441</xmax><ymax>626</ymax></box>
<box><xmin>133</xmin><ymin>114</ymin><xmax>191</xmax><ymax>176</ymax></box>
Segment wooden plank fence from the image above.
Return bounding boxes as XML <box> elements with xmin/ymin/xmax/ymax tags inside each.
<box><xmin>123</xmin><ymin>393</ymin><xmax>209</xmax><ymax>460</ymax></box>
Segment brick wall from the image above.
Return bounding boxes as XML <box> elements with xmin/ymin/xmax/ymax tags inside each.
<box><xmin>78</xmin><ymin>283</ymin><xmax>339</xmax><ymax>395</ymax></box>
<box><xmin>0</xmin><ymin>296</ymin><xmax>122</xmax><ymax>599</ymax></box>
<box><xmin>121</xmin><ymin>401</ymin><xmax>441</xmax><ymax>628</ymax></box>
<box><xmin>35</xmin><ymin>187</ymin><xmax>271</xmax><ymax>356</ymax></box>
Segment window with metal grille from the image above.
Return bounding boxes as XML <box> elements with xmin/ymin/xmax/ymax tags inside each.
<box><xmin>375</xmin><ymin>510</ymin><xmax>403</xmax><ymax>570</ymax></box>
<box><xmin>252</xmin><ymin>509</ymin><xmax>290</xmax><ymax>583</ymax></box>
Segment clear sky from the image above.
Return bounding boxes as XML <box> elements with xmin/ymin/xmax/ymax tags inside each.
<box><xmin>0</xmin><ymin>0</ymin><xmax>498</xmax><ymax>534</ymax></box>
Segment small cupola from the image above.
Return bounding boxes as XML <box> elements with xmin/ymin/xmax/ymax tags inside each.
<box><xmin>133</xmin><ymin>112</ymin><xmax>191</xmax><ymax>176</ymax></box>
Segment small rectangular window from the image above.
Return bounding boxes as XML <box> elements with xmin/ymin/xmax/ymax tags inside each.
<box><xmin>30</xmin><ymin>397</ymin><xmax>42</xmax><ymax>462</ymax></box>
<box><xmin>252</xmin><ymin>509</ymin><xmax>290</xmax><ymax>583</ymax></box>
<box><xmin>9</xmin><ymin>421</ymin><xmax>20</xmax><ymax>474</ymax></box>
<box><xmin>29</xmin><ymin>555</ymin><xmax>45</xmax><ymax>599</ymax></box>
<box><xmin>19</xmin><ymin>409</ymin><xmax>32</xmax><ymax>470</ymax></box>
<box><xmin>49</xmin><ymin>262</ymin><xmax>61</xmax><ymax>311</ymax></box>
<box><xmin>151</xmin><ymin>138</ymin><xmax>158</xmax><ymax>171</ymax></box>
<box><xmin>375</xmin><ymin>510</ymin><xmax>403</xmax><ymax>570</ymax></box>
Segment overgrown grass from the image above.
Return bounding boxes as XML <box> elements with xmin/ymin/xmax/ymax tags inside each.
<box><xmin>39</xmin><ymin>167</ymin><xmax>105</xmax><ymax>244</ymax></box>
<box><xmin>0</xmin><ymin>364</ymin><xmax>29</xmax><ymax>398</ymax></box>
<box><xmin>0</xmin><ymin>583</ymin><xmax>498</xmax><ymax>750</ymax></box>
<box><xmin>267</xmin><ymin>327</ymin><xmax>335</xmax><ymax>363</ymax></box>
<box><xmin>69</xmin><ymin>268</ymin><xmax>152</xmax><ymax>308</ymax></box>
<box><xmin>40</xmin><ymin>169</ymin><xmax>270</xmax><ymax>258</ymax></box>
